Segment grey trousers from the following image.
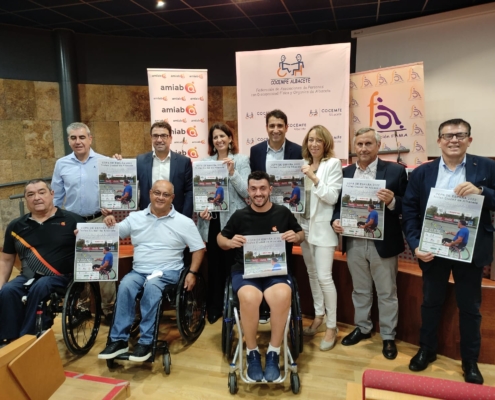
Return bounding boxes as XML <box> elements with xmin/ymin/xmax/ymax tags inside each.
<box><xmin>346</xmin><ymin>237</ymin><xmax>398</xmax><ymax>340</ymax></box>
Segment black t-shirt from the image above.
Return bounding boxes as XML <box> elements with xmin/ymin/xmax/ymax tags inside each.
<box><xmin>221</xmin><ymin>203</ymin><xmax>302</xmax><ymax>273</ymax></box>
<box><xmin>2</xmin><ymin>207</ymin><xmax>84</xmax><ymax>277</ymax></box>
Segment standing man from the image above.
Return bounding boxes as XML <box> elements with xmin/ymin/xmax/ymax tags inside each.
<box><xmin>137</xmin><ymin>121</ymin><xmax>193</xmax><ymax>217</ymax></box>
<box><xmin>249</xmin><ymin>109</ymin><xmax>302</xmax><ymax>172</ymax></box>
<box><xmin>51</xmin><ymin>122</ymin><xmax>115</xmax><ymax>320</ymax></box>
<box><xmin>217</xmin><ymin>171</ymin><xmax>304</xmax><ymax>382</ymax></box>
<box><xmin>332</xmin><ymin>127</ymin><xmax>407</xmax><ymax>360</ymax></box>
<box><xmin>402</xmin><ymin>118</ymin><xmax>495</xmax><ymax>384</ymax></box>
<box><xmin>0</xmin><ymin>180</ymin><xmax>83</xmax><ymax>346</ymax></box>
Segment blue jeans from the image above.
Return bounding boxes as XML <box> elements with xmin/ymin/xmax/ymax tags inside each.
<box><xmin>110</xmin><ymin>269</ymin><xmax>180</xmax><ymax>345</ymax></box>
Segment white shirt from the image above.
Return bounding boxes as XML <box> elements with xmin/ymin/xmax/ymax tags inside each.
<box><xmin>152</xmin><ymin>150</ymin><xmax>171</xmax><ymax>184</ymax></box>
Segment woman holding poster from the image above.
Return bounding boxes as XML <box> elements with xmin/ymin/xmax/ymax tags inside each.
<box><xmin>197</xmin><ymin>123</ymin><xmax>251</xmax><ymax>324</ymax></box>
<box><xmin>298</xmin><ymin>125</ymin><xmax>343</xmax><ymax>351</ymax></box>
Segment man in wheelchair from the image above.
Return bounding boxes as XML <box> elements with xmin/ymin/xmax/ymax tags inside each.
<box><xmin>115</xmin><ymin>179</ymin><xmax>132</xmax><ymax>205</ymax></box>
<box><xmin>207</xmin><ymin>181</ymin><xmax>224</xmax><ymax>207</ymax></box>
<box><xmin>98</xmin><ymin>180</ymin><xmax>205</xmax><ymax>362</ymax></box>
<box><xmin>283</xmin><ymin>181</ymin><xmax>301</xmax><ymax>208</ymax></box>
<box><xmin>443</xmin><ymin>220</ymin><xmax>469</xmax><ymax>250</ymax></box>
<box><xmin>0</xmin><ymin>180</ymin><xmax>83</xmax><ymax>347</ymax></box>
<box><xmin>93</xmin><ymin>246</ymin><xmax>114</xmax><ymax>274</ymax></box>
<box><xmin>218</xmin><ymin>171</ymin><xmax>304</xmax><ymax>382</ymax></box>
<box><xmin>357</xmin><ymin>204</ymin><xmax>378</xmax><ymax>231</ymax></box>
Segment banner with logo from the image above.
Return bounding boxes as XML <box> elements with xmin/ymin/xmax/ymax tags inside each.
<box><xmin>350</xmin><ymin>63</ymin><xmax>428</xmax><ymax>166</ymax></box>
<box><xmin>147</xmin><ymin>69</ymin><xmax>208</xmax><ymax>160</ymax></box>
<box><xmin>236</xmin><ymin>44</ymin><xmax>350</xmax><ymax>159</ymax></box>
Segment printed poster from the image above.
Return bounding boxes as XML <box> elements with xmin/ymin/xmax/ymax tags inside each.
<box><xmin>243</xmin><ymin>234</ymin><xmax>287</xmax><ymax>279</ymax></box>
<box><xmin>98</xmin><ymin>159</ymin><xmax>137</xmax><ymax>210</ymax></box>
<box><xmin>267</xmin><ymin>160</ymin><xmax>305</xmax><ymax>213</ymax></box>
<box><xmin>193</xmin><ymin>161</ymin><xmax>229</xmax><ymax>212</ymax></box>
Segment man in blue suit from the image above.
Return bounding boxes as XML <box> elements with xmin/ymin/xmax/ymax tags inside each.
<box><xmin>137</xmin><ymin>121</ymin><xmax>193</xmax><ymax>218</ymax></box>
<box><xmin>402</xmin><ymin>118</ymin><xmax>495</xmax><ymax>385</ymax></box>
<box><xmin>249</xmin><ymin>109</ymin><xmax>302</xmax><ymax>172</ymax></box>
<box><xmin>332</xmin><ymin>127</ymin><xmax>408</xmax><ymax>360</ymax></box>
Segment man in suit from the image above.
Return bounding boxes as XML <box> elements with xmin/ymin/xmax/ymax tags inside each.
<box><xmin>331</xmin><ymin>127</ymin><xmax>408</xmax><ymax>360</ymax></box>
<box><xmin>137</xmin><ymin>121</ymin><xmax>193</xmax><ymax>218</ymax></box>
<box><xmin>402</xmin><ymin>118</ymin><xmax>495</xmax><ymax>385</ymax></box>
<box><xmin>249</xmin><ymin>109</ymin><xmax>302</xmax><ymax>172</ymax></box>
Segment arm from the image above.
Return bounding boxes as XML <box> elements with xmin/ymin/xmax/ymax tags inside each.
<box><xmin>0</xmin><ymin>252</ymin><xmax>16</xmax><ymax>289</ymax></box>
<box><xmin>304</xmin><ymin>159</ymin><xmax>343</xmax><ymax>206</ymax></box>
<box><xmin>183</xmin><ymin>160</ymin><xmax>193</xmax><ymax>218</ymax></box>
<box><xmin>217</xmin><ymin>233</ymin><xmax>246</xmax><ymax>250</ymax></box>
<box><xmin>183</xmin><ymin>248</ymin><xmax>205</xmax><ymax>291</ymax></box>
<box><xmin>51</xmin><ymin>161</ymin><xmax>65</xmax><ymax>207</ymax></box>
<box><xmin>281</xmin><ymin>230</ymin><xmax>304</xmax><ymax>245</ymax></box>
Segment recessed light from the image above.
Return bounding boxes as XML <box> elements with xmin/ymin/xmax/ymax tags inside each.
<box><xmin>157</xmin><ymin>1</ymin><xmax>165</xmax><ymax>8</ymax></box>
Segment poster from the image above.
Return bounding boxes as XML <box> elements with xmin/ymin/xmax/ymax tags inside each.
<box><xmin>266</xmin><ymin>160</ymin><xmax>305</xmax><ymax>213</ymax></box>
<box><xmin>192</xmin><ymin>161</ymin><xmax>229</xmax><ymax>213</ymax></box>
<box><xmin>75</xmin><ymin>223</ymin><xmax>119</xmax><ymax>281</ymax></box>
<box><xmin>98</xmin><ymin>159</ymin><xmax>137</xmax><ymax>210</ymax></box>
<box><xmin>243</xmin><ymin>234</ymin><xmax>287</xmax><ymax>279</ymax></box>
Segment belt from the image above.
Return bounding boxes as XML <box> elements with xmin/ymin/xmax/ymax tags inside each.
<box><xmin>82</xmin><ymin>212</ymin><xmax>102</xmax><ymax>221</ymax></box>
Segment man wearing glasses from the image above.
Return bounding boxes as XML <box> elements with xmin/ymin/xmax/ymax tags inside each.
<box><xmin>98</xmin><ymin>180</ymin><xmax>204</xmax><ymax>361</ymax></box>
<box><xmin>402</xmin><ymin>118</ymin><xmax>495</xmax><ymax>384</ymax></box>
<box><xmin>136</xmin><ymin>121</ymin><xmax>193</xmax><ymax>217</ymax></box>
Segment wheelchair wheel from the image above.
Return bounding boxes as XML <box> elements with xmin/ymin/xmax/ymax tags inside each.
<box><xmin>176</xmin><ymin>271</ymin><xmax>206</xmax><ymax>343</ymax></box>
<box><xmin>228</xmin><ymin>372</ymin><xmax>238</xmax><ymax>395</ymax></box>
<box><xmin>289</xmin><ymin>280</ymin><xmax>303</xmax><ymax>359</ymax></box>
<box><xmin>373</xmin><ymin>227</ymin><xmax>382</xmax><ymax>239</ymax></box>
<box><xmin>222</xmin><ymin>278</ymin><xmax>235</xmax><ymax>359</ymax></box>
<box><xmin>62</xmin><ymin>281</ymin><xmax>102</xmax><ymax>355</ymax></box>
<box><xmin>290</xmin><ymin>372</ymin><xmax>300</xmax><ymax>394</ymax></box>
<box><xmin>460</xmin><ymin>247</ymin><xmax>470</xmax><ymax>260</ymax></box>
<box><xmin>163</xmin><ymin>352</ymin><xmax>171</xmax><ymax>375</ymax></box>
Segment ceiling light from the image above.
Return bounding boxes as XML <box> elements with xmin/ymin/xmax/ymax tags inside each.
<box><xmin>157</xmin><ymin>1</ymin><xmax>165</xmax><ymax>8</ymax></box>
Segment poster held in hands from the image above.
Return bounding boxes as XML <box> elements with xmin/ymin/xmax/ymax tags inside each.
<box><xmin>243</xmin><ymin>234</ymin><xmax>287</xmax><ymax>279</ymax></box>
<box><xmin>98</xmin><ymin>159</ymin><xmax>137</xmax><ymax>210</ymax></box>
<box><xmin>267</xmin><ymin>160</ymin><xmax>305</xmax><ymax>214</ymax></box>
<box><xmin>193</xmin><ymin>161</ymin><xmax>229</xmax><ymax>213</ymax></box>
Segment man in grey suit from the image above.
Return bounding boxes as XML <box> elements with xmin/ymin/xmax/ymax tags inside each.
<box><xmin>136</xmin><ymin>121</ymin><xmax>193</xmax><ymax>217</ymax></box>
<box><xmin>332</xmin><ymin>127</ymin><xmax>408</xmax><ymax>360</ymax></box>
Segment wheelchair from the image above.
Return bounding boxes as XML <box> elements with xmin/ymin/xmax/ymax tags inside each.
<box><xmin>221</xmin><ymin>274</ymin><xmax>303</xmax><ymax>394</ymax></box>
<box><xmin>104</xmin><ymin>267</ymin><xmax>207</xmax><ymax>374</ymax></box>
<box><xmin>33</xmin><ymin>279</ymin><xmax>102</xmax><ymax>355</ymax></box>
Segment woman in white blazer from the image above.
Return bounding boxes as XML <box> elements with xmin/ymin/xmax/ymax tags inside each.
<box><xmin>298</xmin><ymin>125</ymin><xmax>343</xmax><ymax>351</ymax></box>
<box><xmin>197</xmin><ymin>123</ymin><xmax>250</xmax><ymax>324</ymax></box>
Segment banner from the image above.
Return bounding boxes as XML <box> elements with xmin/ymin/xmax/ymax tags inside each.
<box><xmin>350</xmin><ymin>62</ymin><xmax>428</xmax><ymax>166</ymax></box>
<box><xmin>236</xmin><ymin>44</ymin><xmax>350</xmax><ymax>160</ymax></box>
<box><xmin>147</xmin><ymin>69</ymin><xmax>208</xmax><ymax>160</ymax></box>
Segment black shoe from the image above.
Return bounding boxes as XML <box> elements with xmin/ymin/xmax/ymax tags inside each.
<box><xmin>409</xmin><ymin>348</ymin><xmax>437</xmax><ymax>371</ymax></box>
<box><xmin>104</xmin><ymin>312</ymin><xmax>114</xmax><ymax>325</ymax></box>
<box><xmin>462</xmin><ymin>361</ymin><xmax>484</xmax><ymax>385</ymax></box>
<box><xmin>98</xmin><ymin>340</ymin><xmax>128</xmax><ymax>359</ymax></box>
<box><xmin>70</xmin><ymin>309</ymin><xmax>92</xmax><ymax>329</ymax></box>
<box><xmin>129</xmin><ymin>343</ymin><xmax>152</xmax><ymax>362</ymax></box>
<box><xmin>341</xmin><ymin>327</ymin><xmax>371</xmax><ymax>346</ymax></box>
<box><xmin>382</xmin><ymin>340</ymin><xmax>398</xmax><ymax>360</ymax></box>
<box><xmin>207</xmin><ymin>312</ymin><xmax>221</xmax><ymax>324</ymax></box>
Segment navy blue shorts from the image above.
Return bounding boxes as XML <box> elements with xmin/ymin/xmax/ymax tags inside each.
<box><xmin>231</xmin><ymin>270</ymin><xmax>293</xmax><ymax>294</ymax></box>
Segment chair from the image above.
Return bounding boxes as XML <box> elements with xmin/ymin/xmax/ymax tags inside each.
<box><xmin>221</xmin><ymin>274</ymin><xmax>303</xmax><ymax>394</ymax></box>
<box><xmin>104</xmin><ymin>267</ymin><xmax>206</xmax><ymax>374</ymax></box>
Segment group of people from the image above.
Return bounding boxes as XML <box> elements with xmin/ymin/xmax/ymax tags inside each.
<box><xmin>0</xmin><ymin>111</ymin><xmax>494</xmax><ymax>386</ymax></box>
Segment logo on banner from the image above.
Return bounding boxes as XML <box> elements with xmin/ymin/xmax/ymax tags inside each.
<box><xmin>170</xmin><ymin>73</ymin><xmax>186</xmax><ymax>78</ymax></box>
<box><xmin>409</xmin><ymin>87</ymin><xmax>422</xmax><ymax>100</ymax></box>
<box><xmin>361</xmin><ymin>76</ymin><xmax>373</xmax><ymax>88</ymax></box>
<box><xmin>188</xmin><ymin>74</ymin><xmax>203</xmax><ymax>79</ymax></box>
<box><xmin>350</xmin><ymin>98</ymin><xmax>359</xmax><ymax>107</ymax></box>
<box><xmin>408</xmin><ymin>68</ymin><xmax>421</xmax><ymax>81</ymax></box>
<box><xmin>171</xmin><ymin>96</ymin><xmax>186</xmax><ymax>101</ymax></box>
<box><xmin>192</xmin><ymin>140</ymin><xmax>206</xmax><ymax>144</ymax></box>
<box><xmin>410</xmin><ymin>105</ymin><xmax>424</xmax><ymax>118</ymax></box>
<box><xmin>245</xmin><ymin>112</ymin><xmax>254</xmax><ymax>119</ymax></box>
<box><xmin>150</xmin><ymin>73</ymin><xmax>167</xmax><ymax>78</ymax></box>
<box><xmin>391</xmin><ymin>70</ymin><xmax>404</xmax><ymax>84</ymax></box>
<box><xmin>189</xmin><ymin>96</ymin><xmax>204</xmax><ymax>101</ymax></box>
<box><xmin>172</xmin><ymin>118</ymin><xmax>187</xmax><ymax>123</ymax></box>
<box><xmin>246</xmin><ymin>138</ymin><xmax>255</xmax><ymax>145</ymax></box>
<box><xmin>397</xmin><ymin>142</ymin><xmax>408</xmax><ymax>151</ymax></box>
<box><xmin>186</xmin><ymin>127</ymin><xmax>198</xmax><ymax>137</ymax></box>
<box><xmin>187</xmin><ymin>148</ymin><xmax>199</xmax><ymax>158</ymax></box>
<box><xmin>320</xmin><ymin>108</ymin><xmax>342</xmax><ymax>116</ymax></box>
<box><xmin>185</xmin><ymin>82</ymin><xmax>196</xmax><ymax>93</ymax></box>
<box><xmin>413</xmin><ymin>140</ymin><xmax>426</xmax><ymax>153</ymax></box>
<box><xmin>382</xmin><ymin>142</ymin><xmax>392</xmax><ymax>151</ymax></box>
<box><xmin>186</xmin><ymin>105</ymin><xmax>197</xmax><ymax>115</ymax></box>
<box><xmin>350</xmin><ymin>80</ymin><xmax>358</xmax><ymax>90</ymax></box>
<box><xmin>162</xmin><ymin>106</ymin><xmax>186</xmax><ymax>113</ymax></box>
<box><xmin>376</xmin><ymin>73</ymin><xmax>388</xmax><ymax>86</ymax></box>
<box><xmin>368</xmin><ymin>91</ymin><xmax>406</xmax><ymax>133</ymax></box>
<box><xmin>352</xmin><ymin>112</ymin><xmax>361</xmax><ymax>124</ymax></box>
<box><xmin>153</xmin><ymin>96</ymin><xmax>168</xmax><ymax>101</ymax></box>
<box><xmin>161</xmin><ymin>84</ymin><xmax>186</xmax><ymax>91</ymax></box>
<box><xmin>190</xmin><ymin>118</ymin><xmax>205</xmax><ymax>123</ymax></box>
<box><xmin>415</xmin><ymin>157</ymin><xmax>423</xmax><ymax>165</ymax></box>
<box><xmin>172</xmin><ymin>128</ymin><xmax>186</xmax><ymax>135</ymax></box>
<box><xmin>309</xmin><ymin>109</ymin><xmax>318</xmax><ymax>117</ymax></box>
<box><xmin>277</xmin><ymin>54</ymin><xmax>305</xmax><ymax>77</ymax></box>
<box><xmin>411</xmin><ymin>123</ymin><xmax>425</xmax><ymax>136</ymax></box>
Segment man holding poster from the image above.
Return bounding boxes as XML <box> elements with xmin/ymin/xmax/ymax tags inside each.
<box><xmin>249</xmin><ymin>110</ymin><xmax>302</xmax><ymax>172</ymax></box>
<box><xmin>218</xmin><ymin>171</ymin><xmax>304</xmax><ymax>382</ymax></box>
<box><xmin>402</xmin><ymin>118</ymin><xmax>495</xmax><ymax>384</ymax></box>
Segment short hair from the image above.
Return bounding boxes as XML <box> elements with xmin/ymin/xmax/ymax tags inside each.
<box><xmin>208</xmin><ymin>123</ymin><xmax>238</xmax><ymax>156</ymax></box>
<box><xmin>248</xmin><ymin>171</ymin><xmax>270</xmax><ymax>185</ymax></box>
<box><xmin>292</xmin><ymin>181</ymin><xmax>298</xmax><ymax>186</ymax></box>
<box><xmin>302</xmin><ymin>125</ymin><xmax>335</xmax><ymax>163</ymax></box>
<box><xmin>354</xmin><ymin>127</ymin><xmax>381</xmax><ymax>144</ymax></box>
<box><xmin>265</xmin><ymin>109</ymin><xmax>288</xmax><ymax>126</ymax></box>
<box><xmin>369</xmin><ymin>204</ymin><xmax>375</xmax><ymax>209</ymax></box>
<box><xmin>438</xmin><ymin>118</ymin><xmax>471</xmax><ymax>137</ymax></box>
<box><xmin>104</xmin><ymin>246</ymin><xmax>110</xmax><ymax>251</ymax></box>
<box><xmin>66</xmin><ymin>122</ymin><xmax>90</xmax><ymax>136</ymax></box>
<box><xmin>459</xmin><ymin>220</ymin><xmax>467</xmax><ymax>226</ymax></box>
<box><xmin>150</xmin><ymin>121</ymin><xmax>172</xmax><ymax>135</ymax></box>
<box><xmin>24</xmin><ymin>179</ymin><xmax>52</xmax><ymax>195</ymax></box>
<box><xmin>124</xmin><ymin>179</ymin><xmax>129</xmax><ymax>184</ymax></box>
<box><xmin>216</xmin><ymin>181</ymin><xmax>222</xmax><ymax>186</ymax></box>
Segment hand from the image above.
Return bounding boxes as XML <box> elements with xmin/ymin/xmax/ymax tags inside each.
<box><xmin>199</xmin><ymin>207</ymin><xmax>212</xmax><ymax>221</ymax></box>
<box><xmin>222</xmin><ymin>158</ymin><xmax>235</xmax><ymax>176</ymax></box>
<box><xmin>113</xmin><ymin>154</ymin><xmax>123</xmax><ymax>160</ymax></box>
<box><xmin>415</xmin><ymin>247</ymin><xmax>434</xmax><ymax>262</ymax></box>
<box><xmin>101</xmin><ymin>208</ymin><xmax>113</xmax><ymax>216</ymax></box>
<box><xmin>184</xmin><ymin>272</ymin><xmax>196</xmax><ymax>291</ymax></box>
<box><xmin>301</xmin><ymin>164</ymin><xmax>316</xmax><ymax>179</ymax></box>
<box><xmin>454</xmin><ymin>182</ymin><xmax>482</xmax><ymax>197</ymax></box>
<box><xmin>229</xmin><ymin>235</ymin><xmax>246</xmax><ymax>249</ymax></box>
<box><xmin>281</xmin><ymin>230</ymin><xmax>300</xmax><ymax>243</ymax></box>
<box><xmin>332</xmin><ymin>219</ymin><xmax>344</xmax><ymax>234</ymax></box>
<box><xmin>376</xmin><ymin>188</ymin><xmax>394</xmax><ymax>205</ymax></box>
<box><xmin>103</xmin><ymin>215</ymin><xmax>116</xmax><ymax>227</ymax></box>
<box><xmin>74</xmin><ymin>229</ymin><xmax>79</xmax><ymax>236</ymax></box>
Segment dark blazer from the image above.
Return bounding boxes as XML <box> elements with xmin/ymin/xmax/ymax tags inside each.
<box><xmin>402</xmin><ymin>154</ymin><xmax>495</xmax><ymax>268</ymax></box>
<box><xmin>249</xmin><ymin>139</ymin><xmax>302</xmax><ymax>172</ymax></box>
<box><xmin>331</xmin><ymin>159</ymin><xmax>408</xmax><ymax>259</ymax></box>
<box><xmin>136</xmin><ymin>151</ymin><xmax>193</xmax><ymax>218</ymax></box>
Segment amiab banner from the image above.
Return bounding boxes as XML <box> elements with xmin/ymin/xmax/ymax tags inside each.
<box><xmin>147</xmin><ymin>69</ymin><xmax>208</xmax><ymax>160</ymax></box>
<box><xmin>350</xmin><ymin>62</ymin><xmax>428</xmax><ymax>167</ymax></box>
<box><xmin>236</xmin><ymin>44</ymin><xmax>350</xmax><ymax>160</ymax></box>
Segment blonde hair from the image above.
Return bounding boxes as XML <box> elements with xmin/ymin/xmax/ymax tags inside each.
<box><xmin>302</xmin><ymin>125</ymin><xmax>335</xmax><ymax>163</ymax></box>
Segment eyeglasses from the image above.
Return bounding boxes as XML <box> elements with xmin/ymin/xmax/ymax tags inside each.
<box><xmin>439</xmin><ymin>132</ymin><xmax>469</xmax><ymax>141</ymax></box>
<box><xmin>151</xmin><ymin>134</ymin><xmax>170</xmax><ymax>140</ymax></box>
<box><xmin>151</xmin><ymin>191</ymin><xmax>173</xmax><ymax>198</ymax></box>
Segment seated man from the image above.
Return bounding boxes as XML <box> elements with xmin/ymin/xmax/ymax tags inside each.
<box><xmin>217</xmin><ymin>171</ymin><xmax>304</xmax><ymax>382</ymax></box>
<box><xmin>98</xmin><ymin>180</ymin><xmax>205</xmax><ymax>362</ymax></box>
<box><xmin>283</xmin><ymin>181</ymin><xmax>300</xmax><ymax>206</ymax></box>
<box><xmin>358</xmin><ymin>204</ymin><xmax>378</xmax><ymax>230</ymax></box>
<box><xmin>0</xmin><ymin>180</ymin><xmax>83</xmax><ymax>346</ymax></box>
<box><xmin>119</xmin><ymin>180</ymin><xmax>132</xmax><ymax>204</ymax></box>
<box><xmin>93</xmin><ymin>247</ymin><xmax>113</xmax><ymax>275</ymax></box>
<box><xmin>443</xmin><ymin>220</ymin><xmax>469</xmax><ymax>250</ymax></box>
<box><xmin>208</xmin><ymin>181</ymin><xmax>224</xmax><ymax>207</ymax></box>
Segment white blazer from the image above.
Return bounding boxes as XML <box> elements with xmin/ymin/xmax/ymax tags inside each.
<box><xmin>301</xmin><ymin>157</ymin><xmax>343</xmax><ymax>247</ymax></box>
